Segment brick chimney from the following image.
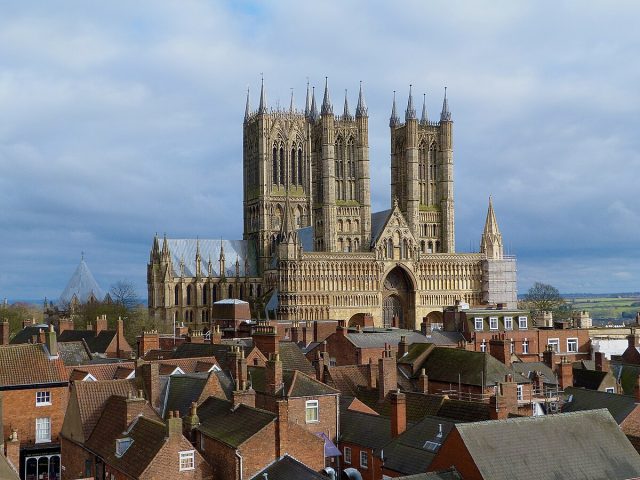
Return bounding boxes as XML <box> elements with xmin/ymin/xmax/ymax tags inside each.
<box><xmin>175</xmin><ymin>322</ymin><xmax>189</xmax><ymax>338</ymax></box>
<box><xmin>313</xmin><ymin>351</ymin><xmax>326</xmax><ymax>383</ymax></box>
<box><xmin>378</xmin><ymin>343</ymin><xmax>397</xmax><ymax>402</ymax></box>
<box><xmin>390</xmin><ymin>390</ymin><xmax>407</xmax><ymax>437</ymax></box>
<box><xmin>166</xmin><ymin>410</ymin><xmax>183</xmax><ymax>438</ymax></box>
<box><xmin>489</xmin><ymin>334</ymin><xmax>512</xmax><ymax>367</ymax></box>
<box><xmin>628</xmin><ymin>330</ymin><xmax>640</xmax><ymax>349</ymax></box>
<box><xmin>558</xmin><ymin>357</ymin><xmax>573</xmax><ymax>390</ymax></box>
<box><xmin>266</xmin><ymin>352</ymin><xmax>283</xmax><ymax>396</ymax></box>
<box><xmin>253</xmin><ymin>324</ymin><xmax>279</xmax><ymax>357</ymax></box>
<box><xmin>94</xmin><ymin>314</ymin><xmax>108</xmax><ymax>334</ymax></box>
<box><xmin>367</xmin><ymin>358</ymin><xmax>377</xmax><ymax>389</ymax></box>
<box><xmin>138</xmin><ymin>330</ymin><xmax>160</xmax><ymax>357</ymax></box>
<box><xmin>0</xmin><ymin>321</ymin><xmax>9</xmax><ymax>345</ymax></box>
<box><xmin>398</xmin><ymin>335</ymin><xmax>409</xmax><ymax>358</ymax></box>
<box><xmin>183</xmin><ymin>402</ymin><xmax>200</xmax><ymax>442</ymax></box>
<box><xmin>543</xmin><ymin>345</ymin><xmax>555</xmax><ymax>369</ymax></box>
<box><xmin>115</xmin><ymin>392</ymin><xmax>147</xmax><ymax>431</ymax></box>
<box><xmin>336</xmin><ymin>320</ymin><xmax>348</xmax><ymax>337</ymax></box>
<box><xmin>58</xmin><ymin>318</ymin><xmax>74</xmax><ymax>335</ymax></box>
<box><xmin>229</xmin><ymin>345</ymin><xmax>247</xmax><ymax>388</ymax></box>
<box><xmin>275</xmin><ymin>400</ymin><xmax>289</xmax><ymax>457</ymax></box>
<box><xmin>210</xmin><ymin>324</ymin><xmax>222</xmax><ymax>344</ymax></box>
<box><xmin>417</xmin><ymin>368</ymin><xmax>429</xmax><ymax>393</ymax></box>
<box><xmin>116</xmin><ymin>318</ymin><xmax>126</xmax><ymax>358</ymax></box>
<box><xmin>138</xmin><ymin>361</ymin><xmax>160</xmax><ymax>409</ymax></box>
<box><xmin>595</xmin><ymin>351</ymin><xmax>609</xmax><ymax>373</ymax></box>
<box><xmin>45</xmin><ymin>324</ymin><xmax>58</xmax><ymax>357</ymax></box>
<box><xmin>489</xmin><ymin>375</ymin><xmax>518</xmax><ymax>420</ymax></box>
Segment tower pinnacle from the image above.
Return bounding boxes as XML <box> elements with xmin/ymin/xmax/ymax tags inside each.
<box><xmin>305</xmin><ymin>80</ymin><xmax>311</xmax><ymax>117</ymax></box>
<box><xmin>405</xmin><ymin>84</ymin><xmax>416</xmax><ymax>121</ymax></box>
<box><xmin>244</xmin><ymin>87</ymin><xmax>250</xmax><ymax>122</ymax></box>
<box><xmin>342</xmin><ymin>89</ymin><xmax>352</xmax><ymax>120</ymax></box>
<box><xmin>480</xmin><ymin>196</ymin><xmax>504</xmax><ymax>260</ymax></box>
<box><xmin>440</xmin><ymin>86</ymin><xmax>451</xmax><ymax>122</ymax></box>
<box><xmin>420</xmin><ymin>93</ymin><xmax>428</xmax><ymax>124</ymax></box>
<box><xmin>321</xmin><ymin>77</ymin><xmax>333</xmax><ymax>115</ymax></box>
<box><xmin>356</xmin><ymin>81</ymin><xmax>368</xmax><ymax>117</ymax></box>
<box><xmin>310</xmin><ymin>86</ymin><xmax>318</xmax><ymax>121</ymax></box>
<box><xmin>289</xmin><ymin>88</ymin><xmax>294</xmax><ymax>114</ymax></box>
<box><xmin>258</xmin><ymin>76</ymin><xmax>267</xmax><ymax>114</ymax></box>
<box><xmin>389</xmin><ymin>91</ymin><xmax>400</xmax><ymax>127</ymax></box>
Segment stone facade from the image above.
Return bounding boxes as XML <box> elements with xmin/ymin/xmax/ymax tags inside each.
<box><xmin>148</xmin><ymin>80</ymin><xmax>518</xmax><ymax>331</ymax></box>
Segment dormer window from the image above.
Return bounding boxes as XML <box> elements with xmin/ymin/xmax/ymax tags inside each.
<box><xmin>179</xmin><ymin>451</ymin><xmax>195</xmax><ymax>471</ymax></box>
<box><xmin>115</xmin><ymin>438</ymin><xmax>133</xmax><ymax>457</ymax></box>
<box><xmin>504</xmin><ymin>317</ymin><xmax>513</xmax><ymax>330</ymax></box>
<box><xmin>489</xmin><ymin>317</ymin><xmax>498</xmax><ymax>330</ymax></box>
<box><xmin>518</xmin><ymin>316</ymin><xmax>528</xmax><ymax>329</ymax></box>
<box><xmin>474</xmin><ymin>317</ymin><xmax>483</xmax><ymax>331</ymax></box>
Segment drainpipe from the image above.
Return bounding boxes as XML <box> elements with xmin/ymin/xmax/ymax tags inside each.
<box><xmin>235</xmin><ymin>450</ymin><xmax>243</xmax><ymax>480</ymax></box>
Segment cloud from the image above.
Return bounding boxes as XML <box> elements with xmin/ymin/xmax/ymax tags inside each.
<box><xmin>0</xmin><ymin>0</ymin><xmax>639</xmax><ymax>299</ymax></box>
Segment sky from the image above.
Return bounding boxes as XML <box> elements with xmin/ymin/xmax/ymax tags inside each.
<box><xmin>0</xmin><ymin>0</ymin><xmax>639</xmax><ymax>301</ymax></box>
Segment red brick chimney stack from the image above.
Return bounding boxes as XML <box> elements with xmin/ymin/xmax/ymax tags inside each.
<box><xmin>367</xmin><ymin>358</ymin><xmax>377</xmax><ymax>389</ymax></box>
<box><xmin>398</xmin><ymin>335</ymin><xmax>409</xmax><ymax>358</ymax></box>
<box><xmin>94</xmin><ymin>314</ymin><xmax>108</xmax><ymax>334</ymax></box>
<box><xmin>543</xmin><ymin>345</ymin><xmax>555</xmax><ymax>369</ymax></box>
<box><xmin>594</xmin><ymin>351</ymin><xmax>609</xmax><ymax>373</ymax></box>
<box><xmin>378</xmin><ymin>343</ymin><xmax>397</xmax><ymax>402</ymax></box>
<box><xmin>252</xmin><ymin>324</ymin><xmax>279</xmax><ymax>357</ymax></box>
<box><xmin>58</xmin><ymin>318</ymin><xmax>74</xmax><ymax>335</ymax></box>
<box><xmin>337</xmin><ymin>320</ymin><xmax>347</xmax><ymax>337</ymax></box>
<box><xmin>489</xmin><ymin>375</ymin><xmax>518</xmax><ymax>420</ymax></box>
<box><xmin>166</xmin><ymin>410</ymin><xmax>183</xmax><ymax>437</ymax></box>
<box><xmin>138</xmin><ymin>361</ymin><xmax>160</xmax><ymax>410</ymax></box>
<box><xmin>390</xmin><ymin>389</ymin><xmax>407</xmax><ymax>437</ymax></box>
<box><xmin>558</xmin><ymin>356</ymin><xmax>573</xmax><ymax>390</ymax></box>
<box><xmin>489</xmin><ymin>334</ymin><xmax>512</xmax><ymax>367</ymax></box>
<box><xmin>417</xmin><ymin>368</ymin><xmax>429</xmax><ymax>393</ymax></box>
<box><xmin>266</xmin><ymin>352</ymin><xmax>283</xmax><ymax>396</ymax></box>
<box><xmin>211</xmin><ymin>324</ymin><xmax>222</xmax><ymax>344</ymax></box>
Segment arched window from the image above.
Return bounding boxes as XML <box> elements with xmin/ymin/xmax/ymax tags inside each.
<box><xmin>338</xmin><ymin>238</ymin><xmax>344</xmax><ymax>252</ymax></box>
<box><xmin>338</xmin><ymin>220</ymin><xmax>343</xmax><ymax>232</ymax></box>
<box><xmin>346</xmin><ymin>138</ymin><xmax>356</xmax><ymax>200</ymax></box>
<box><xmin>347</xmin><ymin>238</ymin><xmax>352</xmax><ymax>253</ymax></box>
<box><xmin>335</xmin><ymin>137</ymin><xmax>344</xmax><ymax>200</ymax></box>
<box><xmin>212</xmin><ymin>285</ymin><xmax>217</xmax><ymax>302</ymax></box>
<box><xmin>272</xmin><ymin>145</ymin><xmax>278</xmax><ymax>185</ymax></box>
<box><xmin>202</xmin><ymin>287</ymin><xmax>208</xmax><ymax>305</ymax></box>
<box><xmin>421</xmin><ymin>240</ymin><xmax>425</xmax><ymax>252</ymax></box>
<box><xmin>228</xmin><ymin>285</ymin><xmax>234</xmax><ymax>299</ymax></box>
<box><xmin>279</xmin><ymin>146</ymin><xmax>286</xmax><ymax>185</ymax></box>
<box><xmin>186</xmin><ymin>285</ymin><xmax>192</xmax><ymax>306</ymax></box>
<box><xmin>174</xmin><ymin>285</ymin><xmax>180</xmax><ymax>305</ymax></box>
<box><xmin>291</xmin><ymin>145</ymin><xmax>297</xmax><ymax>185</ymax></box>
<box><xmin>386</xmin><ymin>238</ymin><xmax>393</xmax><ymax>258</ymax></box>
<box><xmin>297</xmin><ymin>148</ymin><xmax>303</xmax><ymax>185</ymax></box>
<box><xmin>428</xmin><ymin>142</ymin><xmax>437</xmax><ymax>204</ymax></box>
<box><xmin>257</xmin><ymin>285</ymin><xmax>262</xmax><ymax>297</ymax></box>
<box><xmin>354</xmin><ymin>238</ymin><xmax>359</xmax><ymax>250</ymax></box>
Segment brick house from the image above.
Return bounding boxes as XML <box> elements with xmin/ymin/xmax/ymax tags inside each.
<box><xmin>428</xmin><ymin>410</ymin><xmax>640</xmax><ymax>479</ymax></box>
<box><xmin>339</xmin><ymin>408</ymin><xmax>390</xmax><ymax>480</ymax></box>
<box><xmin>0</xmin><ymin>326</ymin><xmax>68</xmax><ymax>479</ymax></box>
<box><xmin>57</xmin><ymin>316</ymin><xmax>133</xmax><ymax>359</ymax></box>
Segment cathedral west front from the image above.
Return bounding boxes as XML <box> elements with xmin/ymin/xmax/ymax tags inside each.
<box><xmin>148</xmin><ymin>79</ymin><xmax>517</xmax><ymax>330</ymax></box>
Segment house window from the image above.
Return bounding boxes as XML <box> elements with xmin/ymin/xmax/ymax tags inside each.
<box><xmin>305</xmin><ymin>400</ymin><xmax>319</xmax><ymax>423</ymax></box>
<box><xmin>360</xmin><ymin>451</ymin><xmax>368</xmax><ymax>469</ymax></box>
<box><xmin>518</xmin><ymin>316</ymin><xmax>528</xmax><ymax>329</ymax></box>
<box><xmin>344</xmin><ymin>446</ymin><xmax>352</xmax><ymax>464</ymax></box>
<box><xmin>522</xmin><ymin>339</ymin><xmax>529</xmax><ymax>354</ymax></box>
<box><xmin>35</xmin><ymin>417</ymin><xmax>51</xmax><ymax>443</ymax></box>
<box><xmin>480</xmin><ymin>339</ymin><xmax>486</xmax><ymax>353</ymax></box>
<box><xmin>474</xmin><ymin>317</ymin><xmax>483</xmax><ymax>331</ymax></box>
<box><xmin>504</xmin><ymin>316</ymin><xmax>513</xmax><ymax>330</ymax></box>
<box><xmin>489</xmin><ymin>317</ymin><xmax>498</xmax><ymax>330</ymax></box>
<box><xmin>510</xmin><ymin>339</ymin><xmax>514</xmax><ymax>354</ymax></box>
<box><xmin>517</xmin><ymin>384</ymin><xmax>523</xmax><ymax>401</ymax></box>
<box><xmin>179</xmin><ymin>451</ymin><xmax>195</xmax><ymax>471</ymax></box>
<box><xmin>547</xmin><ymin>338</ymin><xmax>560</xmax><ymax>353</ymax></box>
<box><xmin>115</xmin><ymin>438</ymin><xmax>133</xmax><ymax>457</ymax></box>
<box><xmin>36</xmin><ymin>391</ymin><xmax>51</xmax><ymax>406</ymax></box>
<box><xmin>605</xmin><ymin>387</ymin><xmax>615</xmax><ymax>393</ymax></box>
<box><xmin>567</xmin><ymin>338</ymin><xmax>578</xmax><ymax>353</ymax></box>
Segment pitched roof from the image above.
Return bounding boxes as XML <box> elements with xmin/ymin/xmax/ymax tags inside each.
<box><xmin>345</xmin><ymin>329</ymin><xmax>429</xmax><ymax>349</ymax></box>
<box><xmin>8</xmin><ymin>324</ymin><xmax>49</xmax><ymax>344</ymax></box>
<box><xmin>562</xmin><ymin>387</ymin><xmax>637</xmax><ymax>423</ymax></box>
<box><xmin>0</xmin><ymin>343</ymin><xmax>68</xmax><ymax>387</ymax></box>
<box><xmin>58</xmin><ymin>329</ymin><xmax>119</xmax><ymax>354</ymax></box>
<box><xmin>249</xmin><ymin>455</ymin><xmax>326</xmax><ymax>480</ymax></box>
<box><xmin>355</xmin><ymin>388</ymin><xmax>445</xmax><ymax>422</ymax></box>
<box><xmin>326</xmin><ymin>364</ymin><xmax>378</xmax><ymax>396</ymax></box>
<box><xmin>162</xmin><ymin>371</ymin><xmax>232</xmax><ymax>419</ymax></box>
<box><xmin>395</xmin><ymin>469</ymin><xmax>461</xmax><ymax>480</ymax></box>
<box><xmin>59</xmin><ymin>258</ymin><xmax>105</xmax><ymax>304</ymax></box>
<box><xmin>340</xmin><ymin>409</ymin><xmax>391</xmax><ymax>451</ymax></box>
<box><xmin>57</xmin><ymin>341</ymin><xmax>92</xmax><ymax>366</ymax></box>
<box><xmin>435</xmin><ymin>398</ymin><xmax>490</xmax><ymax>423</ymax></box>
<box><xmin>454</xmin><ymin>410</ymin><xmax>640</xmax><ymax>480</ymax></box>
<box><xmin>166</xmin><ymin>238</ymin><xmax>255</xmax><ymax>277</ymax></box>
<box><xmin>510</xmin><ymin>361</ymin><xmax>556</xmax><ymax>385</ymax></box>
<box><xmin>572</xmin><ymin>368</ymin><xmax>610</xmax><ymax>390</ymax></box>
<box><xmin>248</xmin><ymin>367</ymin><xmax>338</xmax><ymax>398</ymax></box>
<box><xmin>197</xmin><ymin>396</ymin><xmax>276</xmax><ymax>447</ymax></box>
<box><xmin>66</xmin><ymin>362</ymin><xmax>136</xmax><ymax>382</ymax></box>
<box><xmin>382</xmin><ymin>416</ymin><xmax>457</xmax><ymax>474</ymax></box>
<box><xmin>371</xmin><ymin>209</ymin><xmax>392</xmax><ymax>244</ymax></box>
<box><xmin>0</xmin><ymin>454</ymin><xmax>20</xmax><ymax>480</ymax></box>
<box><xmin>278</xmin><ymin>342</ymin><xmax>315</xmax><ymax>375</ymax></box>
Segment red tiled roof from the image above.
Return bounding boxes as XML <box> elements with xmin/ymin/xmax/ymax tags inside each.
<box><xmin>66</xmin><ymin>362</ymin><xmax>136</xmax><ymax>382</ymax></box>
<box><xmin>325</xmin><ymin>364</ymin><xmax>378</xmax><ymax>396</ymax></box>
<box><xmin>0</xmin><ymin>344</ymin><xmax>68</xmax><ymax>387</ymax></box>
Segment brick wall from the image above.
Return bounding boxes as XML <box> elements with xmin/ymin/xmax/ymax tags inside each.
<box><xmin>199</xmin><ymin>434</ymin><xmax>238</xmax><ymax>480</ymax></box>
<box><xmin>428</xmin><ymin>428</ymin><xmax>483</xmax><ymax>479</ymax></box>
<box><xmin>143</xmin><ymin>434</ymin><xmax>212</xmax><ymax>480</ymax></box>
<box><xmin>285</xmin><ymin>396</ymin><xmax>338</xmax><ymax>440</ymax></box>
<box><xmin>60</xmin><ymin>436</ymin><xmax>94</xmax><ymax>480</ymax></box>
<box><xmin>2</xmin><ymin>385</ymin><xmax>68</xmax><ymax>446</ymax></box>
<box><xmin>341</xmin><ymin>442</ymin><xmax>377</xmax><ymax>480</ymax></box>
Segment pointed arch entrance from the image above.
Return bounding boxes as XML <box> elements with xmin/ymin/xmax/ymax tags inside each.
<box><xmin>382</xmin><ymin>266</ymin><xmax>416</xmax><ymax>329</ymax></box>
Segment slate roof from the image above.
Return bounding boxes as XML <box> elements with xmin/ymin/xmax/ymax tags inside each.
<box><xmin>161</xmin><ymin>371</ymin><xmax>233</xmax><ymax>419</ymax></box>
<box><xmin>346</xmin><ymin>329</ymin><xmax>428</xmax><ymax>349</ymax></box>
<box><xmin>172</xmin><ymin>342</ymin><xmax>254</xmax><ymax>364</ymax></box>
<box><xmin>562</xmin><ymin>387</ymin><xmax>637</xmax><ymax>423</ymax></box>
<box><xmin>58</xmin><ymin>329</ymin><xmax>119</xmax><ymax>354</ymax></box>
<box><xmin>248</xmin><ymin>367</ymin><xmax>339</xmax><ymax>398</ymax></box>
<box><xmin>326</xmin><ymin>364</ymin><xmax>378</xmax><ymax>396</ymax></box>
<box><xmin>340</xmin><ymin>409</ymin><xmax>392</xmax><ymax>452</ymax></box>
<box><xmin>510</xmin><ymin>361</ymin><xmax>556</xmax><ymax>385</ymax></box>
<box><xmin>197</xmin><ymin>396</ymin><xmax>276</xmax><ymax>447</ymax></box>
<box><xmin>59</xmin><ymin>259</ymin><xmax>105</xmax><ymax>305</ymax></box>
<box><xmin>166</xmin><ymin>238</ymin><xmax>256</xmax><ymax>277</ymax></box>
<box><xmin>8</xmin><ymin>324</ymin><xmax>49</xmax><ymax>344</ymax></box>
<box><xmin>58</xmin><ymin>341</ymin><xmax>92</xmax><ymax>366</ymax></box>
<box><xmin>0</xmin><ymin>343</ymin><xmax>68</xmax><ymax>387</ymax></box>
<box><xmin>395</xmin><ymin>469</ymin><xmax>461</xmax><ymax>480</ymax></box>
<box><xmin>611</xmin><ymin>363</ymin><xmax>640</xmax><ymax>395</ymax></box>
<box><xmin>278</xmin><ymin>342</ymin><xmax>315</xmax><ymax>375</ymax></box>
<box><xmin>572</xmin><ymin>368</ymin><xmax>609</xmax><ymax>390</ymax></box>
<box><xmin>454</xmin><ymin>410</ymin><xmax>640</xmax><ymax>480</ymax></box>
<box><xmin>250</xmin><ymin>455</ymin><xmax>327</xmax><ymax>480</ymax></box>
<box><xmin>0</xmin><ymin>453</ymin><xmax>20</xmax><ymax>480</ymax></box>
<box><xmin>382</xmin><ymin>416</ymin><xmax>457</xmax><ymax>475</ymax></box>
<box><xmin>371</xmin><ymin>209</ymin><xmax>392</xmax><ymax>244</ymax></box>
<box><xmin>355</xmin><ymin>388</ymin><xmax>445</xmax><ymax>422</ymax></box>
<box><xmin>435</xmin><ymin>398</ymin><xmax>490</xmax><ymax>423</ymax></box>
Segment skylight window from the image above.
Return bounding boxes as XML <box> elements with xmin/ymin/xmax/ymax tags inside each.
<box><xmin>115</xmin><ymin>438</ymin><xmax>133</xmax><ymax>457</ymax></box>
<box><xmin>423</xmin><ymin>440</ymin><xmax>441</xmax><ymax>452</ymax></box>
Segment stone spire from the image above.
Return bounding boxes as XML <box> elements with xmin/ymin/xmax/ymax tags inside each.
<box><xmin>420</xmin><ymin>93</ymin><xmax>428</xmax><ymax>124</ymax></box>
<box><xmin>305</xmin><ymin>80</ymin><xmax>311</xmax><ymax>117</ymax></box>
<box><xmin>289</xmin><ymin>88</ymin><xmax>294</xmax><ymax>114</ymax></box>
<box><xmin>321</xmin><ymin>77</ymin><xmax>333</xmax><ymax>115</ymax></box>
<box><xmin>355</xmin><ymin>81</ymin><xmax>368</xmax><ymax>118</ymax></box>
<box><xmin>258</xmin><ymin>76</ymin><xmax>267</xmax><ymax>114</ymax></box>
<box><xmin>152</xmin><ymin>233</ymin><xmax>160</xmax><ymax>258</ymax></box>
<box><xmin>161</xmin><ymin>233</ymin><xmax>170</xmax><ymax>260</ymax></box>
<box><xmin>244</xmin><ymin>87</ymin><xmax>250</xmax><ymax>122</ymax></box>
<box><xmin>195</xmin><ymin>238</ymin><xmax>202</xmax><ymax>277</ymax></box>
<box><xmin>480</xmin><ymin>196</ymin><xmax>504</xmax><ymax>260</ymax></box>
<box><xmin>310</xmin><ymin>86</ymin><xmax>318</xmax><ymax>121</ymax></box>
<box><xmin>440</xmin><ymin>86</ymin><xmax>451</xmax><ymax>122</ymax></box>
<box><xmin>342</xmin><ymin>89</ymin><xmax>352</xmax><ymax>120</ymax></box>
<box><xmin>389</xmin><ymin>91</ymin><xmax>400</xmax><ymax>127</ymax></box>
<box><xmin>219</xmin><ymin>239</ymin><xmax>226</xmax><ymax>277</ymax></box>
<box><xmin>405</xmin><ymin>84</ymin><xmax>416</xmax><ymax>121</ymax></box>
<box><xmin>279</xmin><ymin>190</ymin><xmax>298</xmax><ymax>244</ymax></box>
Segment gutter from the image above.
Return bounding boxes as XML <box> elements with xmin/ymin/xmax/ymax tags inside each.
<box><xmin>235</xmin><ymin>449</ymin><xmax>243</xmax><ymax>480</ymax></box>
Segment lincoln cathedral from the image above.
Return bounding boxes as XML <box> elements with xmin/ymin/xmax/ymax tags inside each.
<box><xmin>148</xmin><ymin>79</ymin><xmax>517</xmax><ymax>330</ymax></box>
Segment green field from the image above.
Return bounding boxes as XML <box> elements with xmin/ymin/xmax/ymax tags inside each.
<box><xmin>566</xmin><ymin>296</ymin><xmax>640</xmax><ymax>324</ymax></box>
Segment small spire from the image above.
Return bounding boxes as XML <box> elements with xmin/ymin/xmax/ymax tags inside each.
<box><xmin>405</xmin><ymin>84</ymin><xmax>416</xmax><ymax>121</ymax></box>
<box><xmin>420</xmin><ymin>93</ymin><xmax>428</xmax><ymax>124</ymax></box>
<box><xmin>196</xmin><ymin>237</ymin><xmax>201</xmax><ymax>259</ymax></box>
<box><xmin>244</xmin><ymin>87</ymin><xmax>250</xmax><ymax>122</ymax></box>
<box><xmin>219</xmin><ymin>239</ymin><xmax>225</xmax><ymax>260</ymax></box>
<box><xmin>305</xmin><ymin>79</ymin><xmax>311</xmax><ymax>117</ymax></box>
<box><xmin>440</xmin><ymin>86</ymin><xmax>451</xmax><ymax>122</ymax></box>
<box><xmin>356</xmin><ymin>81</ymin><xmax>368</xmax><ymax>117</ymax></box>
<box><xmin>389</xmin><ymin>91</ymin><xmax>400</xmax><ymax>127</ymax></box>
<box><xmin>161</xmin><ymin>233</ymin><xmax>169</xmax><ymax>257</ymax></box>
<box><xmin>480</xmin><ymin>195</ymin><xmax>504</xmax><ymax>260</ymax></box>
<box><xmin>310</xmin><ymin>86</ymin><xmax>318</xmax><ymax>121</ymax></box>
<box><xmin>289</xmin><ymin>88</ymin><xmax>294</xmax><ymax>114</ymax></box>
<box><xmin>321</xmin><ymin>77</ymin><xmax>333</xmax><ymax>115</ymax></box>
<box><xmin>258</xmin><ymin>75</ymin><xmax>267</xmax><ymax>114</ymax></box>
<box><xmin>342</xmin><ymin>89</ymin><xmax>352</xmax><ymax>120</ymax></box>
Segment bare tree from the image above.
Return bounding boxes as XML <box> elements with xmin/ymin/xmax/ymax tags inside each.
<box><xmin>110</xmin><ymin>281</ymin><xmax>139</xmax><ymax>310</ymax></box>
<box><xmin>522</xmin><ymin>282</ymin><xmax>565</xmax><ymax>315</ymax></box>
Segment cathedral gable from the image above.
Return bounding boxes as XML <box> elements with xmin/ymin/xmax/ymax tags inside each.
<box><xmin>371</xmin><ymin>204</ymin><xmax>418</xmax><ymax>260</ymax></box>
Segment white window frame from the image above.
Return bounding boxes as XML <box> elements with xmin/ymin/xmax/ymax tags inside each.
<box><xmin>115</xmin><ymin>437</ymin><xmax>133</xmax><ymax>458</ymax></box>
<box><xmin>522</xmin><ymin>339</ymin><xmax>529</xmax><ymax>354</ymax></box>
<box><xmin>179</xmin><ymin>450</ymin><xmax>195</xmax><ymax>471</ymax></box>
<box><xmin>35</xmin><ymin>417</ymin><xmax>51</xmax><ymax>443</ymax></box>
<box><xmin>504</xmin><ymin>316</ymin><xmax>513</xmax><ymax>330</ymax></box>
<box><xmin>36</xmin><ymin>391</ymin><xmax>51</xmax><ymax>406</ymax></box>
<box><xmin>344</xmin><ymin>446</ymin><xmax>352</xmax><ymax>464</ymax></box>
<box><xmin>489</xmin><ymin>317</ymin><xmax>498</xmax><ymax>330</ymax></box>
<box><xmin>360</xmin><ymin>450</ymin><xmax>368</xmax><ymax>469</ymax></box>
<box><xmin>480</xmin><ymin>339</ymin><xmax>486</xmax><ymax>353</ymax></box>
<box><xmin>474</xmin><ymin>317</ymin><xmax>484</xmax><ymax>331</ymax></box>
<box><xmin>605</xmin><ymin>387</ymin><xmax>615</xmax><ymax>393</ymax></box>
<box><xmin>510</xmin><ymin>339</ymin><xmax>514</xmax><ymax>354</ymax></box>
<box><xmin>305</xmin><ymin>399</ymin><xmax>319</xmax><ymax>423</ymax></box>
<box><xmin>518</xmin><ymin>316</ymin><xmax>528</xmax><ymax>329</ymax></box>
<box><xmin>567</xmin><ymin>338</ymin><xmax>578</xmax><ymax>353</ymax></box>
<box><xmin>517</xmin><ymin>384</ymin><xmax>523</xmax><ymax>401</ymax></box>
<box><xmin>547</xmin><ymin>338</ymin><xmax>560</xmax><ymax>353</ymax></box>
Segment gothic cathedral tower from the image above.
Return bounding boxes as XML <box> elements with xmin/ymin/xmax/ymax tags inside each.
<box><xmin>390</xmin><ymin>87</ymin><xmax>455</xmax><ymax>253</ymax></box>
